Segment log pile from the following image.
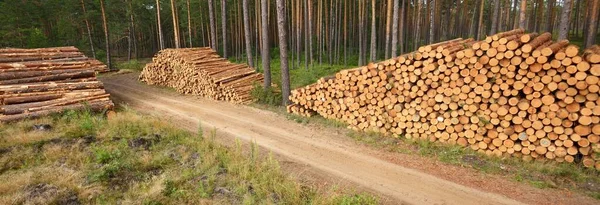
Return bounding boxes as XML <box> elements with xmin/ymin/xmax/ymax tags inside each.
<box><xmin>289</xmin><ymin>29</ymin><xmax>600</xmax><ymax>170</ymax></box>
<box><xmin>139</xmin><ymin>48</ymin><xmax>263</xmax><ymax>104</ymax></box>
<box><xmin>0</xmin><ymin>47</ymin><xmax>114</xmax><ymax>122</ymax></box>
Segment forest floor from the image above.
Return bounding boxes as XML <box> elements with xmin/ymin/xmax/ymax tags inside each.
<box><xmin>99</xmin><ymin>72</ymin><xmax>600</xmax><ymax>204</ymax></box>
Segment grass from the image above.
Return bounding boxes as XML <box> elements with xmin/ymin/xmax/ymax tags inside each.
<box><xmin>0</xmin><ymin>108</ymin><xmax>377</xmax><ymax>204</ymax></box>
<box><xmin>115</xmin><ymin>59</ymin><xmax>151</xmax><ymax>71</ymax></box>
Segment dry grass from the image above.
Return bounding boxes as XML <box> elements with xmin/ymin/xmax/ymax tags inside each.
<box><xmin>0</xmin><ymin>107</ymin><xmax>377</xmax><ymax>204</ymax></box>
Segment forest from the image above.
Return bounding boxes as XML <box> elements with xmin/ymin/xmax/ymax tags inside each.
<box><xmin>2</xmin><ymin>0</ymin><xmax>598</xmax><ymax>64</ymax></box>
<box><xmin>1</xmin><ymin>0</ymin><xmax>599</xmax><ymax>104</ymax></box>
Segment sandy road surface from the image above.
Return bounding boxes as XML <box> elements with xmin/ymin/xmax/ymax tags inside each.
<box><xmin>100</xmin><ymin>73</ymin><xmax>595</xmax><ymax>205</ymax></box>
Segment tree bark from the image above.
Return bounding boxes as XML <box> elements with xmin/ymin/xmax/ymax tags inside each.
<box><xmin>156</xmin><ymin>0</ymin><xmax>165</xmax><ymax>50</ymax></box>
<box><xmin>358</xmin><ymin>0</ymin><xmax>364</xmax><ymax>65</ymax></box>
<box><xmin>318</xmin><ymin>0</ymin><xmax>322</xmax><ymax>64</ymax></box>
<box><xmin>99</xmin><ymin>0</ymin><xmax>111</xmax><ymax>70</ymax></box>
<box><xmin>391</xmin><ymin>0</ymin><xmax>404</xmax><ymax>58</ymax></box>
<box><xmin>187</xmin><ymin>0</ymin><xmax>193</xmax><ymax>47</ymax></box>
<box><xmin>343</xmin><ymin>0</ymin><xmax>347</xmax><ymax>65</ymax></box>
<box><xmin>170</xmin><ymin>0</ymin><xmax>181</xmax><ymax>48</ymax></box>
<box><xmin>329</xmin><ymin>0</ymin><xmax>335</xmax><ymax>65</ymax></box>
<box><xmin>304</xmin><ymin>0</ymin><xmax>309</xmax><ymax>69</ymax></box>
<box><xmin>535</xmin><ymin>0</ymin><xmax>543</xmax><ymax>32</ymax></box>
<box><xmin>558</xmin><ymin>0</ymin><xmax>573</xmax><ymax>40</ymax></box>
<box><xmin>308</xmin><ymin>0</ymin><xmax>313</xmax><ymax>65</ymax></box>
<box><xmin>384</xmin><ymin>0</ymin><xmax>392</xmax><ymax>59</ymax></box>
<box><xmin>398</xmin><ymin>0</ymin><xmax>404</xmax><ymax>54</ymax></box>
<box><xmin>80</xmin><ymin>0</ymin><xmax>95</xmax><ymax>58</ymax></box>
<box><xmin>490</xmin><ymin>0</ymin><xmax>499</xmax><ymax>35</ymax></box>
<box><xmin>575</xmin><ymin>0</ymin><xmax>581</xmax><ymax>37</ymax></box>
<box><xmin>275</xmin><ymin>0</ymin><xmax>290</xmax><ymax>105</ymax></box>
<box><xmin>261</xmin><ymin>0</ymin><xmax>270</xmax><ymax>90</ymax></box>
<box><xmin>370</xmin><ymin>0</ymin><xmax>376</xmax><ymax>61</ymax></box>
<box><xmin>128</xmin><ymin>0</ymin><xmax>134</xmax><ymax>60</ymax></box>
<box><xmin>546</xmin><ymin>0</ymin><xmax>555</xmax><ymax>33</ymax></box>
<box><xmin>519</xmin><ymin>0</ymin><xmax>527</xmax><ymax>29</ymax></box>
<box><xmin>208</xmin><ymin>0</ymin><xmax>217</xmax><ymax>50</ymax></box>
<box><xmin>242</xmin><ymin>0</ymin><xmax>254</xmax><ymax>67</ymax></box>
<box><xmin>429</xmin><ymin>0</ymin><xmax>435</xmax><ymax>44</ymax></box>
<box><xmin>512</xmin><ymin>0</ymin><xmax>519</xmax><ymax>29</ymax></box>
<box><xmin>585</xmin><ymin>0</ymin><xmax>599</xmax><ymax>48</ymax></box>
<box><xmin>476</xmin><ymin>0</ymin><xmax>484</xmax><ymax>39</ymax></box>
<box><xmin>297</xmin><ymin>0</ymin><xmax>302</xmax><ymax>67</ymax></box>
<box><xmin>221</xmin><ymin>0</ymin><xmax>227</xmax><ymax>57</ymax></box>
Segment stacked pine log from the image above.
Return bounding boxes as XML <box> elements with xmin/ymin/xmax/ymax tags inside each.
<box><xmin>139</xmin><ymin>48</ymin><xmax>263</xmax><ymax>104</ymax></box>
<box><xmin>289</xmin><ymin>29</ymin><xmax>600</xmax><ymax>170</ymax></box>
<box><xmin>0</xmin><ymin>47</ymin><xmax>114</xmax><ymax>122</ymax></box>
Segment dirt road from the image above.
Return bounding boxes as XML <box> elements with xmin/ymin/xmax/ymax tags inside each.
<box><xmin>101</xmin><ymin>73</ymin><xmax>594</xmax><ymax>205</ymax></box>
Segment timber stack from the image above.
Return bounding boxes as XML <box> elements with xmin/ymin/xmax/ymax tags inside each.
<box><xmin>288</xmin><ymin>29</ymin><xmax>600</xmax><ymax>170</ymax></box>
<box><xmin>0</xmin><ymin>46</ymin><xmax>113</xmax><ymax>122</ymax></box>
<box><xmin>139</xmin><ymin>48</ymin><xmax>263</xmax><ymax>104</ymax></box>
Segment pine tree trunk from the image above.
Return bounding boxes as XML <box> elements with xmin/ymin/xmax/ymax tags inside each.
<box><xmin>585</xmin><ymin>0</ymin><xmax>599</xmax><ymax>48</ymax></box>
<box><xmin>171</xmin><ymin>0</ymin><xmax>181</xmax><ymax>48</ymax></box>
<box><xmin>519</xmin><ymin>0</ymin><xmax>527</xmax><ymax>29</ymax></box>
<box><xmin>529</xmin><ymin>1</ymin><xmax>536</xmax><ymax>31</ymax></box>
<box><xmin>344</xmin><ymin>0</ymin><xmax>347</xmax><ymax>66</ymax></box>
<box><xmin>221</xmin><ymin>0</ymin><xmax>227</xmax><ymax>57</ymax></box>
<box><xmin>329</xmin><ymin>0</ymin><xmax>334</xmax><ymax>65</ymax></box>
<box><xmin>242</xmin><ymin>0</ymin><xmax>254</xmax><ymax>67</ymax></box>
<box><xmin>429</xmin><ymin>0</ymin><xmax>434</xmax><ymax>44</ymax></box>
<box><xmin>200</xmin><ymin>5</ymin><xmax>206</xmax><ymax>46</ymax></box>
<box><xmin>275</xmin><ymin>0</ymin><xmax>290</xmax><ymax>105</ymax></box>
<box><xmin>255</xmin><ymin>0</ymin><xmax>260</xmax><ymax>66</ymax></box>
<box><xmin>575</xmin><ymin>0</ymin><xmax>581</xmax><ymax>37</ymax></box>
<box><xmin>584</xmin><ymin>0</ymin><xmax>591</xmax><ymax>44</ymax></box>
<box><xmin>490</xmin><ymin>0</ymin><xmax>499</xmax><ymax>35</ymax></box>
<box><xmin>535</xmin><ymin>0</ymin><xmax>543</xmax><ymax>32</ymax></box>
<box><xmin>370</xmin><ymin>0</ymin><xmax>376</xmax><ymax>61</ymax></box>
<box><xmin>297</xmin><ymin>0</ymin><xmax>302</xmax><ymax>68</ymax></box>
<box><xmin>391</xmin><ymin>0</ymin><xmax>404</xmax><ymax>58</ymax></box>
<box><xmin>80</xmin><ymin>0</ymin><xmax>96</xmax><ymax>58</ymax></box>
<box><xmin>156</xmin><ymin>0</ymin><xmax>165</xmax><ymax>50</ymax></box>
<box><xmin>187</xmin><ymin>0</ymin><xmax>193</xmax><ymax>47</ymax></box>
<box><xmin>261</xmin><ymin>0</ymin><xmax>271</xmax><ymax>89</ymax></box>
<box><xmin>512</xmin><ymin>0</ymin><xmax>519</xmax><ymax>29</ymax></box>
<box><xmin>384</xmin><ymin>0</ymin><xmax>392</xmax><ymax>59</ymax></box>
<box><xmin>440</xmin><ymin>0</ymin><xmax>446</xmax><ymax>39</ymax></box>
<box><xmin>127</xmin><ymin>0</ymin><xmax>133</xmax><ymax>60</ymax></box>
<box><xmin>358</xmin><ymin>0</ymin><xmax>364</xmax><ymax>66</ymax></box>
<box><xmin>414</xmin><ymin>0</ymin><xmax>421</xmax><ymax>49</ymax></box>
<box><xmin>308</xmin><ymin>0</ymin><xmax>313</xmax><ymax>65</ymax></box>
<box><xmin>546</xmin><ymin>0</ymin><xmax>555</xmax><ymax>33</ymax></box>
<box><xmin>131</xmin><ymin>3</ymin><xmax>137</xmax><ymax>58</ymax></box>
<box><xmin>208</xmin><ymin>0</ymin><xmax>217</xmax><ymax>50</ymax></box>
<box><xmin>476</xmin><ymin>0</ymin><xmax>484</xmax><ymax>39</ymax></box>
<box><xmin>318</xmin><ymin>0</ymin><xmax>322</xmax><ymax>64</ymax></box>
<box><xmin>99</xmin><ymin>0</ymin><xmax>111</xmax><ymax>70</ymax></box>
<box><xmin>399</xmin><ymin>0</ymin><xmax>404</xmax><ymax>54</ymax></box>
<box><xmin>558</xmin><ymin>0</ymin><xmax>573</xmax><ymax>40</ymax></box>
<box><xmin>304</xmin><ymin>0</ymin><xmax>309</xmax><ymax>69</ymax></box>
<box><xmin>335</xmin><ymin>0</ymin><xmax>340</xmax><ymax>64</ymax></box>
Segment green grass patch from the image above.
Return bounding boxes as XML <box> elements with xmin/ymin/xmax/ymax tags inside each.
<box><xmin>115</xmin><ymin>59</ymin><xmax>150</xmax><ymax>71</ymax></box>
<box><xmin>0</xmin><ymin>108</ymin><xmax>377</xmax><ymax>204</ymax></box>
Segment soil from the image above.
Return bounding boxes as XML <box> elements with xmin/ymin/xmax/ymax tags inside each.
<box><xmin>100</xmin><ymin>73</ymin><xmax>599</xmax><ymax>205</ymax></box>
<box><xmin>23</xmin><ymin>183</ymin><xmax>58</xmax><ymax>205</ymax></box>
